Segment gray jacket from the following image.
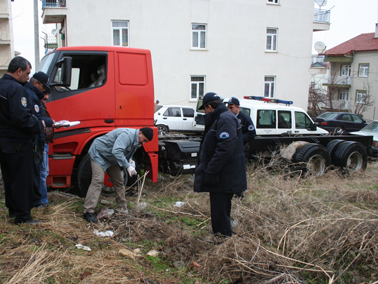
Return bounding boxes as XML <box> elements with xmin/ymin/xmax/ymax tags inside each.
<box><xmin>88</xmin><ymin>128</ymin><xmax>140</xmax><ymax>171</ymax></box>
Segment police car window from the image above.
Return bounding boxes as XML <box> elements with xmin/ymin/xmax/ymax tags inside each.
<box><xmin>54</xmin><ymin>54</ymin><xmax>107</xmax><ymax>92</ymax></box>
<box><xmin>182</xmin><ymin>108</ymin><xmax>194</xmax><ymax>117</ymax></box>
<box><xmin>295</xmin><ymin>111</ymin><xmax>312</xmax><ymax>129</ymax></box>
<box><xmin>240</xmin><ymin>107</ymin><xmax>250</xmax><ymax>117</ymax></box>
<box><xmin>257</xmin><ymin>110</ymin><xmax>276</xmax><ymax>129</ymax></box>
<box><xmin>278</xmin><ymin>111</ymin><xmax>291</xmax><ymax>129</ymax></box>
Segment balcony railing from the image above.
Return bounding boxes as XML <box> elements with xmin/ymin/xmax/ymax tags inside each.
<box><xmin>311</xmin><ymin>55</ymin><xmax>327</xmax><ymax>67</ymax></box>
<box><xmin>314</xmin><ymin>8</ymin><xmax>330</xmax><ymax>23</ymax></box>
<box><xmin>42</xmin><ymin>0</ymin><xmax>66</xmax><ymax>9</ymax></box>
<box><xmin>323</xmin><ymin>75</ymin><xmax>352</xmax><ymax>86</ymax></box>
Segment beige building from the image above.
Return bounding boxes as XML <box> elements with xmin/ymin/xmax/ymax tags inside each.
<box><xmin>0</xmin><ymin>0</ymin><xmax>14</xmax><ymax>77</ymax></box>
<box><xmin>42</xmin><ymin>0</ymin><xmax>330</xmax><ymax>110</ymax></box>
<box><xmin>324</xmin><ymin>25</ymin><xmax>378</xmax><ymax>121</ymax></box>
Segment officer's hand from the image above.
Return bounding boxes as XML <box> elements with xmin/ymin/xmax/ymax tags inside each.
<box><xmin>42</xmin><ymin>120</ymin><xmax>46</xmax><ymax>130</ymax></box>
<box><xmin>127</xmin><ymin>166</ymin><xmax>137</xmax><ymax>176</ymax></box>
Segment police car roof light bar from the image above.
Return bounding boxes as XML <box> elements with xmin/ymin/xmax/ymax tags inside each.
<box><xmin>243</xmin><ymin>96</ymin><xmax>293</xmax><ymax>105</ymax></box>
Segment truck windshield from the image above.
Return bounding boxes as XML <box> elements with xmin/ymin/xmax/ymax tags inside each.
<box><xmin>36</xmin><ymin>52</ymin><xmax>56</xmax><ymax>73</ymax></box>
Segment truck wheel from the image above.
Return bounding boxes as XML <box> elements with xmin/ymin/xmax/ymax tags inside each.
<box><xmin>157</xmin><ymin>124</ymin><xmax>168</xmax><ymax>134</ymax></box>
<box><xmin>326</xmin><ymin>139</ymin><xmax>344</xmax><ymax>162</ymax></box>
<box><xmin>292</xmin><ymin>143</ymin><xmax>331</xmax><ymax>177</ymax></box>
<box><xmin>77</xmin><ymin>154</ymin><xmax>130</xmax><ymax>197</ymax></box>
<box><xmin>334</xmin><ymin>126</ymin><xmax>345</xmax><ymax>135</ymax></box>
<box><xmin>333</xmin><ymin>141</ymin><xmax>367</xmax><ymax>172</ymax></box>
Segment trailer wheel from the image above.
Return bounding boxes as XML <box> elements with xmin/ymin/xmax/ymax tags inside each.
<box><xmin>333</xmin><ymin>141</ymin><xmax>367</xmax><ymax>172</ymax></box>
<box><xmin>77</xmin><ymin>154</ymin><xmax>132</xmax><ymax>197</ymax></box>
<box><xmin>326</xmin><ymin>139</ymin><xmax>344</xmax><ymax>162</ymax></box>
<box><xmin>292</xmin><ymin>143</ymin><xmax>331</xmax><ymax>177</ymax></box>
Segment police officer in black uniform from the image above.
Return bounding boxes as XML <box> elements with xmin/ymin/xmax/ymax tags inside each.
<box><xmin>194</xmin><ymin>92</ymin><xmax>247</xmax><ymax>237</ymax></box>
<box><xmin>0</xmin><ymin>56</ymin><xmax>45</xmax><ymax>224</ymax></box>
<box><xmin>24</xmin><ymin>72</ymin><xmax>54</xmax><ymax>208</ymax></box>
<box><xmin>226</xmin><ymin>97</ymin><xmax>256</xmax><ymax>145</ymax></box>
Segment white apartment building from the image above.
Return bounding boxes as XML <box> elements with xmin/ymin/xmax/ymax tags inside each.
<box><xmin>0</xmin><ymin>0</ymin><xmax>14</xmax><ymax>77</ymax></box>
<box><xmin>42</xmin><ymin>0</ymin><xmax>329</xmax><ymax>110</ymax></box>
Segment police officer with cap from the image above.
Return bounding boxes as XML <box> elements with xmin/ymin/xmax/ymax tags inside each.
<box><xmin>227</xmin><ymin>97</ymin><xmax>256</xmax><ymax>145</ymax></box>
<box><xmin>194</xmin><ymin>92</ymin><xmax>247</xmax><ymax>237</ymax></box>
<box><xmin>0</xmin><ymin>56</ymin><xmax>45</xmax><ymax>224</ymax></box>
<box><xmin>24</xmin><ymin>71</ymin><xmax>54</xmax><ymax>208</ymax></box>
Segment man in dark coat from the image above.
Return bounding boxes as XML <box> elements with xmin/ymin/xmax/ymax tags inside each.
<box><xmin>194</xmin><ymin>92</ymin><xmax>247</xmax><ymax>237</ymax></box>
<box><xmin>0</xmin><ymin>56</ymin><xmax>45</xmax><ymax>224</ymax></box>
<box><xmin>227</xmin><ymin>97</ymin><xmax>256</xmax><ymax>145</ymax></box>
<box><xmin>24</xmin><ymin>72</ymin><xmax>54</xmax><ymax>208</ymax></box>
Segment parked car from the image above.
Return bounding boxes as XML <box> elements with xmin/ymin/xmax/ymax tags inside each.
<box><xmin>314</xmin><ymin>112</ymin><xmax>367</xmax><ymax>134</ymax></box>
<box><xmin>350</xmin><ymin>120</ymin><xmax>378</xmax><ymax>157</ymax></box>
<box><xmin>154</xmin><ymin>105</ymin><xmax>204</xmax><ymax>133</ymax></box>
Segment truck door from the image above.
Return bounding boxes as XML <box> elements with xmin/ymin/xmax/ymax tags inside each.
<box><xmin>182</xmin><ymin>107</ymin><xmax>196</xmax><ymax>131</ymax></box>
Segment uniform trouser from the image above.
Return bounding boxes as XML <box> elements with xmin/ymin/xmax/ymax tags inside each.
<box><xmin>83</xmin><ymin>157</ymin><xmax>127</xmax><ymax>213</ymax></box>
<box><xmin>209</xmin><ymin>192</ymin><xmax>234</xmax><ymax>237</ymax></box>
<box><xmin>32</xmin><ymin>152</ymin><xmax>42</xmax><ymax>207</ymax></box>
<box><xmin>0</xmin><ymin>141</ymin><xmax>35</xmax><ymax>223</ymax></box>
<box><xmin>39</xmin><ymin>143</ymin><xmax>49</xmax><ymax>204</ymax></box>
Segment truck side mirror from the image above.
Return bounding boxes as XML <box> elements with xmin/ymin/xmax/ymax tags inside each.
<box><xmin>310</xmin><ymin>123</ymin><xmax>317</xmax><ymax>131</ymax></box>
<box><xmin>53</xmin><ymin>56</ymin><xmax>72</xmax><ymax>87</ymax></box>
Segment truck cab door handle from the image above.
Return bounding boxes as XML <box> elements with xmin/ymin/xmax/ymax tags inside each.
<box><xmin>105</xmin><ymin>119</ymin><xmax>114</xmax><ymax>123</ymax></box>
<box><xmin>163</xmin><ymin>117</ymin><xmax>167</xmax><ymax>119</ymax></box>
<box><xmin>183</xmin><ymin>118</ymin><xmax>187</xmax><ymax>120</ymax></box>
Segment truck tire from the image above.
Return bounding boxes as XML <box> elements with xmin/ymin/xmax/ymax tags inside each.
<box><xmin>292</xmin><ymin>143</ymin><xmax>331</xmax><ymax>177</ymax></box>
<box><xmin>326</xmin><ymin>139</ymin><xmax>344</xmax><ymax>162</ymax></box>
<box><xmin>333</xmin><ymin>141</ymin><xmax>367</xmax><ymax>172</ymax></box>
<box><xmin>77</xmin><ymin>154</ymin><xmax>131</xmax><ymax>197</ymax></box>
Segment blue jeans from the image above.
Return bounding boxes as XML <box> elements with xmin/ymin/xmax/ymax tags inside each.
<box><xmin>39</xmin><ymin>143</ymin><xmax>49</xmax><ymax>204</ymax></box>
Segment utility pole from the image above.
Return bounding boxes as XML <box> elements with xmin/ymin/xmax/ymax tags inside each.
<box><xmin>33</xmin><ymin>0</ymin><xmax>39</xmax><ymax>69</ymax></box>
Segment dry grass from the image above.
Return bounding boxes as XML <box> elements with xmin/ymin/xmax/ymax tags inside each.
<box><xmin>1</xmin><ymin>160</ymin><xmax>378</xmax><ymax>283</ymax></box>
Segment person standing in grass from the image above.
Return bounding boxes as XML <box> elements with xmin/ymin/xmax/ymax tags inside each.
<box><xmin>194</xmin><ymin>92</ymin><xmax>247</xmax><ymax>237</ymax></box>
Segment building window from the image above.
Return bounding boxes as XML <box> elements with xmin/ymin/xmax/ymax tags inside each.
<box><xmin>358</xmin><ymin>64</ymin><xmax>369</xmax><ymax>77</ymax></box>
<box><xmin>267</xmin><ymin>0</ymin><xmax>279</xmax><ymax>3</ymax></box>
<box><xmin>191</xmin><ymin>76</ymin><xmax>205</xmax><ymax>100</ymax></box>
<box><xmin>192</xmin><ymin>24</ymin><xmax>206</xmax><ymax>49</ymax></box>
<box><xmin>339</xmin><ymin>89</ymin><xmax>349</xmax><ymax>101</ymax></box>
<box><xmin>356</xmin><ymin>90</ymin><xmax>367</xmax><ymax>103</ymax></box>
<box><xmin>266</xmin><ymin>28</ymin><xmax>278</xmax><ymax>51</ymax></box>
<box><xmin>112</xmin><ymin>20</ymin><xmax>129</xmax><ymax>47</ymax></box>
<box><xmin>340</xmin><ymin>65</ymin><xmax>351</xmax><ymax>76</ymax></box>
<box><xmin>264</xmin><ymin>76</ymin><xmax>275</xmax><ymax>98</ymax></box>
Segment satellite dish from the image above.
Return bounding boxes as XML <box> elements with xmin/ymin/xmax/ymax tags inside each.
<box><xmin>315</xmin><ymin>0</ymin><xmax>327</xmax><ymax>6</ymax></box>
<box><xmin>51</xmin><ymin>29</ymin><xmax>57</xmax><ymax>36</ymax></box>
<box><xmin>314</xmin><ymin>41</ymin><xmax>326</xmax><ymax>53</ymax></box>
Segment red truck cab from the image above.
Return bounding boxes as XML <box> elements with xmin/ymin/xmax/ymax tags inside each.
<box><xmin>37</xmin><ymin>46</ymin><xmax>158</xmax><ymax>194</ymax></box>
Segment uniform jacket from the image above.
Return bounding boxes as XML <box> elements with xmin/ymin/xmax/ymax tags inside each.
<box><xmin>237</xmin><ymin>111</ymin><xmax>256</xmax><ymax>145</ymax></box>
<box><xmin>194</xmin><ymin>104</ymin><xmax>247</xmax><ymax>196</ymax></box>
<box><xmin>0</xmin><ymin>74</ymin><xmax>44</xmax><ymax>142</ymax></box>
<box><xmin>24</xmin><ymin>82</ymin><xmax>53</xmax><ymax>128</ymax></box>
<box><xmin>89</xmin><ymin>128</ymin><xmax>141</xmax><ymax>172</ymax></box>
<box><xmin>41</xmin><ymin>102</ymin><xmax>54</xmax><ymax>143</ymax></box>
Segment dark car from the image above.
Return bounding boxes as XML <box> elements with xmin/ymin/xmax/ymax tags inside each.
<box><xmin>314</xmin><ymin>112</ymin><xmax>367</xmax><ymax>134</ymax></box>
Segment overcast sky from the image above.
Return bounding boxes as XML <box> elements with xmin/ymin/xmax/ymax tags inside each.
<box><xmin>10</xmin><ymin>0</ymin><xmax>378</xmax><ymax>70</ymax></box>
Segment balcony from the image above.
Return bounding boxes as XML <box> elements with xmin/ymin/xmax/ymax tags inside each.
<box><xmin>323</xmin><ymin>76</ymin><xmax>352</xmax><ymax>88</ymax></box>
<box><xmin>313</xmin><ymin>8</ymin><xmax>330</xmax><ymax>31</ymax></box>
<box><xmin>42</xmin><ymin>0</ymin><xmax>67</xmax><ymax>24</ymax></box>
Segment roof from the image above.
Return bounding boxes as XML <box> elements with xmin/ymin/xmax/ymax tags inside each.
<box><xmin>324</xmin><ymin>33</ymin><xmax>378</xmax><ymax>56</ymax></box>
